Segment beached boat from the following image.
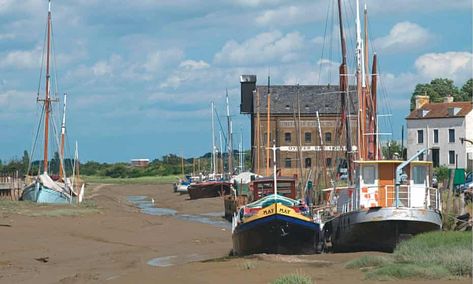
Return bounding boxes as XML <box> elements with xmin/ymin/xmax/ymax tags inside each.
<box><xmin>187</xmin><ymin>181</ymin><xmax>231</xmax><ymax>199</ymax></box>
<box><xmin>224</xmin><ymin>171</ymin><xmax>260</xmax><ymax>220</ymax></box>
<box><xmin>322</xmin><ymin>154</ymin><xmax>442</xmax><ymax>252</ymax></box>
<box><xmin>317</xmin><ymin>0</ymin><xmax>441</xmax><ymax>253</ymax></box>
<box><xmin>231</xmin><ymin>175</ymin><xmax>320</xmax><ymax>255</ymax></box>
<box><xmin>21</xmin><ymin>1</ymin><xmax>82</xmax><ymax>204</ymax></box>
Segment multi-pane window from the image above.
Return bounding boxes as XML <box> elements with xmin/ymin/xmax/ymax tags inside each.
<box><xmin>284</xmin><ymin>132</ymin><xmax>291</xmax><ymax>143</ymax></box>
<box><xmin>285</xmin><ymin>158</ymin><xmax>291</xmax><ymax>168</ymax></box>
<box><xmin>304</xmin><ymin>132</ymin><xmax>312</xmax><ymax>143</ymax></box>
<box><xmin>417</xmin><ymin>130</ymin><xmax>424</xmax><ymax>144</ymax></box>
<box><xmin>449</xmin><ymin>151</ymin><xmax>455</xmax><ymax>164</ymax></box>
<box><xmin>325</xmin><ymin>132</ymin><xmax>332</xmax><ymax>143</ymax></box>
<box><xmin>448</xmin><ymin>129</ymin><xmax>455</xmax><ymax>143</ymax></box>
<box><xmin>305</xmin><ymin>158</ymin><xmax>311</xmax><ymax>168</ymax></box>
<box><xmin>326</xmin><ymin>158</ymin><xmax>332</xmax><ymax>167</ymax></box>
<box><xmin>433</xmin><ymin>129</ymin><xmax>439</xmax><ymax>144</ymax></box>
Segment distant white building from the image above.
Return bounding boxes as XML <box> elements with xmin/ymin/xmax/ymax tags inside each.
<box><xmin>130</xmin><ymin>159</ymin><xmax>150</xmax><ymax>168</ymax></box>
<box><xmin>406</xmin><ymin>96</ymin><xmax>473</xmax><ymax>170</ymax></box>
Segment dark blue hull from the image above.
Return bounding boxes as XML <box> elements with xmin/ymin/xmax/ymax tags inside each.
<box><xmin>232</xmin><ymin>214</ymin><xmax>320</xmax><ymax>256</ymax></box>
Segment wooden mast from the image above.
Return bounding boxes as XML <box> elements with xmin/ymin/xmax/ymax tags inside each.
<box><xmin>371</xmin><ymin>54</ymin><xmax>378</xmax><ymax>159</ymax></box>
<box><xmin>42</xmin><ymin>0</ymin><xmax>52</xmax><ymax>174</ymax></box>
<box><xmin>266</xmin><ymin>75</ymin><xmax>271</xmax><ymax>176</ymax></box>
<box><xmin>226</xmin><ymin>90</ymin><xmax>233</xmax><ymax>175</ymax></box>
<box><xmin>337</xmin><ymin>0</ymin><xmax>353</xmax><ymax>184</ymax></box>
<box><xmin>256</xmin><ymin>90</ymin><xmax>261</xmax><ymax>175</ymax></box>
<box><xmin>364</xmin><ymin>4</ymin><xmax>376</xmax><ymax>160</ymax></box>
<box><xmin>59</xmin><ymin>93</ymin><xmax>67</xmax><ymax>179</ymax></box>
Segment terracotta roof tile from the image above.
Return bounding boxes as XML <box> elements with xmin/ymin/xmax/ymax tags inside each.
<box><xmin>406</xmin><ymin>101</ymin><xmax>473</xmax><ymax>119</ymax></box>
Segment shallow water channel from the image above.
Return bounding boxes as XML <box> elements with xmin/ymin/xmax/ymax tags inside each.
<box><xmin>127</xmin><ymin>195</ymin><xmax>231</xmax><ymax>267</ymax></box>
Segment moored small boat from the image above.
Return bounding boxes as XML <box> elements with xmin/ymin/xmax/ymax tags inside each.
<box><xmin>22</xmin><ymin>174</ymin><xmax>77</xmax><ymax>204</ymax></box>
<box><xmin>187</xmin><ymin>181</ymin><xmax>231</xmax><ymax>200</ymax></box>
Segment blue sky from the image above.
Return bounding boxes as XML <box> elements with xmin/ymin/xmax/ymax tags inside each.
<box><xmin>0</xmin><ymin>0</ymin><xmax>471</xmax><ymax>162</ymax></box>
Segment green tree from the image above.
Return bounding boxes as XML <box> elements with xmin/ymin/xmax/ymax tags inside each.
<box><xmin>460</xmin><ymin>78</ymin><xmax>473</xmax><ymax>101</ymax></box>
<box><xmin>410</xmin><ymin>78</ymin><xmax>460</xmax><ymax>110</ymax></box>
<box><xmin>22</xmin><ymin>150</ymin><xmax>29</xmax><ymax>173</ymax></box>
<box><xmin>382</xmin><ymin>140</ymin><xmax>404</xmax><ymax>160</ymax></box>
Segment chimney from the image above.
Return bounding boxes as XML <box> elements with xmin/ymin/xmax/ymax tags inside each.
<box><xmin>240</xmin><ymin>75</ymin><xmax>257</xmax><ymax>114</ymax></box>
<box><xmin>415</xmin><ymin>95</ymin><xmax>430</xmax><ymax>109</ymax></box>
<box><xmin>443</xmin><ymin>95</ymin><xmax>454</xmax><ymax>103</ymax></box>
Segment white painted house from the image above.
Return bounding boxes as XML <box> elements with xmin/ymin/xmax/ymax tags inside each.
<box><xmin>406</xmin><ymin>96</ymin><xmax>473</xmax><ymax>170</ymax></box>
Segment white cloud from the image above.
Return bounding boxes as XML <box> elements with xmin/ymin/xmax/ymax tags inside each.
<box><xmin>373</xmin><ymin>22</ymin><xmax>433</xmax><ymax>53</ymax></box>
<box><xmin>179</xmin><ymin>60</ymin><xmax>210</xmax><ymax>70</ymax></box>
<box><xmin>415</xmin><ymin>51</ymin><xmax>472</xmax><ymax>83</ymax></box>
<box><xmin>143</xmin><ymin>49</ymin><xmax>184</xmax><ymax>73</ymax></box>
<box><xmin>255</xmin><ymin>3</ymin><xmax>326</xmax><ymax>27</ymax></box>
<box><xmin>0</xmin><ymin>47</ymin><xmax>41</xmax><ymax>69</ymax></box>
<box><xmin>214</xmin><ymin>31</ymin><xmax>307</xmax><ymax>66</ymax></box>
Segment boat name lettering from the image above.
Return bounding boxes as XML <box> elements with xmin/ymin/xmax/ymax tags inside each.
<box><xmin>278</xmin><ymin>207</ymin><xmax>291</xmax><ymax>214</ymax></box>
<box><xmin>262</xmin><ymin>208</ymin><xmax>275</xmax><ymax>215</ymax></box>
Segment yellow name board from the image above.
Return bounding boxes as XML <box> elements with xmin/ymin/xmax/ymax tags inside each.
<box><xmin>243</xmin><ymin>203</ymin><xmax>312</xmax><ymax>223</ymax></box>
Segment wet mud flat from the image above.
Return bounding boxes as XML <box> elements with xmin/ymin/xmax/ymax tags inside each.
<box><xmin>0</xmin><ymin>183</ymin><xmax>470</xmax><ymax>284</ymax></box>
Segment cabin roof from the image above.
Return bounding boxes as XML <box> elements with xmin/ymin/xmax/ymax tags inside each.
<box><xmin>252</xmin><ymin>176</ymin><xmax>296</xmax><ymax>183</ymax></box>
<box><xmin>354</xmin><ymin>160</ymin><xmax>432</xmax><ymax>165</ymax></box>
<box><xmin>255</xmin><ymin>85</ymin><xmax>358</xmax><ymax>115</ymax></box>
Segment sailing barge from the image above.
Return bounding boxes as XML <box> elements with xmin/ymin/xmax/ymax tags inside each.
<box><xmin>323</xmin><ymin>154</ymin><xmax>442</xmax><ymax>252</ymax></box>
<box><xmin>232</xmin><ymin>176</ymin><xmax>320</xmax><ymax>255</ymax></box>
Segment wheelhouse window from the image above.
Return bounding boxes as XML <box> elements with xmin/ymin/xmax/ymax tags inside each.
<box><xmin>448</xmin><ymin>129</ymin><xmax>455</xmax><ymax>143</ymax></box>
<box><xmin>304</xmin><ymin>132</ymin><xmax>312</xmax><ymax>143</ymax></box>
<box><xmin>412</xmin><ymin>165</ymin><xmax>427</xmax><ymax>185</ymax></box>
<box><xmin>362</xmin><ymin>165</ymin><xmax>376</xmax><ymax>185</ymax></box>
<box><xmin>417</xmin><ymin>130</ymin><xmax>424</xmax><ymax>144</ymax></box>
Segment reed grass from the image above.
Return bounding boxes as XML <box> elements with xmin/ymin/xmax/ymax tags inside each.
<box><xmin>346</xmin><ymin>231</ymin><xmax>473</xmax><ymax>280</ymax></box>
<box><xmin>271</xmin><ymin>271</ymin><xmax>313</xmax><ymax>284</ymax></box>
<box><xmin>0</xmin><ymin>199</ymin><xmax>100</xmax><ymax>217</ymax></box>
<box><xmin>345</xmin><ymin>255</ymin><xmax>392</xmax><ymax>269</ymax></box>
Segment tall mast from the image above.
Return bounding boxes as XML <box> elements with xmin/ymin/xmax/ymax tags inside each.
<box><xmin>266</xmin><ymin>75</ymin><xmax>271</xmax><ymax>176</ymax></box>
<box><xmin>59</xmin><ymin>93</ymin><xmax>67</xmax><ymax>179</ymax></box>
<box><xmin>355</xmin><ymin>0</ymin><xmax>365</xmax><ymax>160</ymax></box>
<box><xmin>337</xmin><ymin>0</ymin><xmax>353</xmax><ymax>183</ymax></box>
<box><xmin>226</xmin><ymin>90</ymin><xmax>233</xmax><ymax>175</ymax></box>
<box><xmin>371</xmin><ymin>54</ymin><xmax>378</xmax><ymax>159</ymax></box>
<box><xmin>42</xmin><ymin>0</ymin><xmax>52</xmax><ymax>174</ymax></box>
<box><xmin>211</xmin><ymin>101</ymin><xmax>216</xmax><ymax>176</ymax></box>
<box><xmin>256</xmin><ymin>90</ymin><xmax>261</xmax><ymax>175</ymax></box>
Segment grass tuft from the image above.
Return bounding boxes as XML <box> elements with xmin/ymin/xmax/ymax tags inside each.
<box><xmin>0</xmin><ymin>199</ymin><xmax>100</xmax><ymax>217</ymax></box>
<box><xmin>271</xmin><ymin>272</ymin><xmax>313</xmax><ymax>284</ymax></box>
<box><xmin>365</xmin><ymin>263</ymin><xmax>451</xmax><ymax>281</ymax></box>
<box><xmin>346</xmin><ymin>231</ymin><xmax>472</xmax><ymax>280</ymax></box>
<box><xmin>240</xmin><ymin>261</ymin><xmax>256</xmax><ymax>270</ymax></box>
<box><xmin>345</xmin><ymin>255</ymin><xmax>392</xmax><ymax>269</ymax></box>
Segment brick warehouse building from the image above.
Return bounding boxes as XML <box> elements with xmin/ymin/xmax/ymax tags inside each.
<box><xmin>240</xmin><ymin>75</ymin><xmax>358</xmax><ymax>180</ymax></box>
